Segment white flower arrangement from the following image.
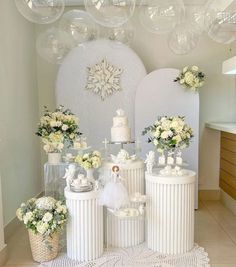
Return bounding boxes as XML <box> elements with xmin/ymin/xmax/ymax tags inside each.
<box><xmin>16</xmin><ymin>197</ymin><xmax>68</xmax><ymax>237</ymax></box>
<box><xmin>75</xmin><ymin>150</ymin><xmax>102</xmax><ymax>170</ymax></box>
<box><xmin>174</xmin><ymin>66</ymin><xmax>205</xmax><ymax>91</ymax></box>
<box><xmin>36</xmin><ymin>106</ymin><xmax>81</xmax><ymax>153</ymax></box>
<box><xmin>142</xmin><ymin>116</ymin><xmax>194</xmax><ymax>152</ymax></box>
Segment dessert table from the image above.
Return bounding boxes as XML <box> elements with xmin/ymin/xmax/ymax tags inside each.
<box><xmin>146</xmin><ymin>169</ymin><xmax>196</xmax><ymax>255</ymax></box>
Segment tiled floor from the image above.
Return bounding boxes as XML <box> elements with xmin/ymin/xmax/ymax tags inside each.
<box><xmin>3</xmin><ymin>200</ymin><xmax>236</xmax><ymax>267</ymax></box>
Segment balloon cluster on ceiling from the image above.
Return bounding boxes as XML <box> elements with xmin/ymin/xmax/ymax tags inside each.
<box><xmin>15</xmin><ymin>0</ymin><xmax>236</xmax><ymax>64</ymax></box>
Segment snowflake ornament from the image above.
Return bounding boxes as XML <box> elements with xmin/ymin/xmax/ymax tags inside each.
<box><xmin>85</xmin><ymin>58</ymin><xmax>123</xmax><ymax>100</ymax></box>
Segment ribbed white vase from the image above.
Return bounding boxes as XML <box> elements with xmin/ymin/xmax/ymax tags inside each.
<box><xmin>65</xmin><ymin>188</ymin><xmax>103</xmax><ymax>261</ymax></box>
<box><xmin>146</xmin><ymin>170</ymin><xmax>196</xmax><ymax>255</ymax></box>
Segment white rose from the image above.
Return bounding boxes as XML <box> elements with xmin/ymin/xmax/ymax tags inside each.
<box><xmin>50</xmin><ymin>120</ymin><xmax>58</xmax><ymax>128</ymax></box>
<box><xmin>183</xmin><ymin>66</ymin><xmax>188</xmax><ymax>73</ymax></box>
<box><xmin>173</xmin><ymin>135</ymin><xmax>182</xmax><ymax>144</ymax></box>
<box><xmin>154</xmin><ymin>139</ymin><xmax>159</xmax><ymax>146</ymax></box>
<box><xmin>153</xmin><ymin>129</ymin><xmax>160</xmax><ymax>137</ymax></box>
<box><xmin>23</xmin><ymin>212</ymin><xmax>33</xmax><ymax>224</ymax></box>
<box><xmin>62</xmin><ymin>124</ymin><xmax>69</xmax><ymax>131</ymax></box>
<box><xmin>42</xmin><ymin>212</ymin><xmax>53</xmax><ymax>223</ymax></box>
<box><xmin>191</xmin><ymin>65</ymin><xmax>199</xmax><ymax>71</ymax></box>
<box><xmin>16</xmin><ymin>208</ymin><xmax>23</xmax><ymax>221</ymax></box>
<box><xmin>180</xmin><ymin>79</ymin><xmax>185</xmax><ymax>84</ymax></box>
<box><xmin>161</xmin><ymin>131</ymin><xmax>169</xmax><ymax>139</ymax></box>
<box><xmin>36</xmin><ymin>222</ymin><xmax>49</xmax><ymax>235</ymax></box>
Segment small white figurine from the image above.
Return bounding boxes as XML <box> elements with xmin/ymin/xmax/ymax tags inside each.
<box><xmin>99</xmin><ymin>165</ymin><xmax>130</xmax><ymax>210</ymax></box>
<box><xmin>145</xmin><ymin>151</ymin><xmax>155</xmax><ymax>174</ymax></box>
<box><xmin>63</xmin><ymin>164</ymin><xmax>77</xmax><ymax>188</ymax></box>
<box><xmin>158</xmin><ymin>153</ymin><xmax>166</xmax><ymax>165</ymax></box>
<box><xmin>111</xmin><ymin>149</ymin><xmax>136</xmax><ymax>164</ymax></box>
<box><xmin>71</xmin><ymin>174</ymin><xmax>89</xmax><ymax>188</ymax></box>
<box><xmin>138</xmin><ymin>204</ymin><xmax>145</xmax><ymax>216</ymax></box>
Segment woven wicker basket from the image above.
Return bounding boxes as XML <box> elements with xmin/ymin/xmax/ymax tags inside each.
<box><xmin>28</xmin><ymin>230</ymin><xmax>60</xmax><ymax>263</ymax></box>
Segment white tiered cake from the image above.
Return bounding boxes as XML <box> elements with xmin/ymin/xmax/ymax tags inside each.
<box><xmin>111</xmin><ymin>109</ymin><xmax>131</xmax><ymax>142</ymax></box>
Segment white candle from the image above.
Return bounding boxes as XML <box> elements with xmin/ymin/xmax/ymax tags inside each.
<box><xmin>158</xmin><ymin>155</ymin><xmax>166</xmax><ymax>165</ymax></box>
<box><xmin>176</xmin><ymin>156</ymin><xmax>183</xmax><ymax>165</ymax></box>
<box><xmin>167</xmin><ymin>156</ymin><xmax>174</xmax><ymax>165</ymax></box>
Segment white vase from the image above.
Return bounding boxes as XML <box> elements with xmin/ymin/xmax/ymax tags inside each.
<box><xmin>86</xmin><ymin>168</ymin><xmax>94</xmax><ymax>180</ymax></box>
<box><xmin>48</xmin><ymin>153</ymin><xmax>62</xmax><ymax>165</ymax></box>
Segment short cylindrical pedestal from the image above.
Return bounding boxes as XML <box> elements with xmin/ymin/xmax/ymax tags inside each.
<box><xmin>65</xmin><ymin>188</ymin><xmax>103</xmax><ymax>262</ymax></box>
<box><xmin>146</xmin><ymin>170</ymin><xmax>196</xmax><ymax>255</ymax></box>
<box><xmin>107</xmin><ymin>210</ymin><xmax>145</xmax><ymax>248</ymax></box>
<box><xmin>102</xmin><ymin>160</ymin><xmax>145</xmax><ymax>247</ymax></box>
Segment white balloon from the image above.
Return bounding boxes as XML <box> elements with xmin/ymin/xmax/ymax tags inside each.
<box><xmin>15</xmin><ymin>0</ymin><xmax>65</xmax><ymax>24</ymax></box>
<box><xmin>168</xmin><ymin>23</ymin><xmax>200</xmax><ymax>55</ymax></box>
<box><xmin>205</xmin><ymin>0</ymin><xmax>236</xmax><ymax>44</ymax></box>
<box><xmin>59</xmin><ymin>10</ymin><xmax>100</xmax><ymax>46</ymax></box>
<box><xmin>139</xmin><ymin>0</ymin><xmax>185</xmax><ymax>34</ymax></box>
<box><xmin>106</xmin><ymin>21</ymin><xmax>135</xmax><ymax>45</ymax></box>
<box><xmin>84</xmin><ymin>0</ymin><xmax>136</xmax><ymax>28</ymax></box>
<box><xmin>36</xmin><ymin>27</ymin><xmax>75</xmax><ymax>64</ymax></box>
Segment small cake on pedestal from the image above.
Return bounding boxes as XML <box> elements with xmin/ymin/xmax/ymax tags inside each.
<box><xmin>111</xmin><ymin>109</ymin><xmax>131</xmax><ymax>142</ymax></box>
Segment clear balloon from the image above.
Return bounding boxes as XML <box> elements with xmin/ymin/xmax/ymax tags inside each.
<box><xmin>15</xmin><ymin>0</ymin><xmax>65</xmax><ymax>24</ymax></box>
<box><xmin>59</xmin><ymin>10</ymin><xmax>100</xmax><ymax>46</ymax></box>
<box><xmin>185</xmin><ymin>5</ymin><xmax>206</xmax><ymax>34</ymax></box>
<box><xmin>36</xmin><ymin>27</ymin><xmax>75</xmax><ymax>64</ymax></box>
<box><xmin>205</xmin><ymin>0</ymin><xmax>236</xmax><ymax>44</ymax></box>
<box><xmin>139</xmin><ymin>0</ymin><xmax>185</xmax><ymax>34</ymax></box>
<box><xmin>84</xmin><ymin>0</ymin><xmax>135</xmax><ymax>28</ymax></box>
<box><xmin>168</xmin><ymin>23</ymin><xmax>200</xmax><ymax>55</ymax></box>
<box><xmin>106</xmin><ymin>21</ymin><xmax>135</xmax><ymax>45</ymax></box>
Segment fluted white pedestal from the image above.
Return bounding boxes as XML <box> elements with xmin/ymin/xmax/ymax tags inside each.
<box><xmin>102</xmin><ymin>160</ymin><xmax>145</xmax><ymax>247</ymax></box>
<box><xmin>106</xmin><ymin>210</ymin><xmax>145</xmax><ymax>248</ymax></box>
<box><xmin>65</xmin><ymin>188</ymin><xmax>103</xmax><ymax>262</ymax></box>
<box><xmin>146</xmin><ymin>169</ymin><xmax>196</xmax><ymax>255</ymax></box>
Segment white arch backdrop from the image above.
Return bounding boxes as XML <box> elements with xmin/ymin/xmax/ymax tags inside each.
<box><xmin>56</xmin><ymin>39</ymin><xmax>147</xmax><ymax>149</ymax></box>
<box><xmin>135</xmin><ymin>68</ymin><xmax>199</xmax><ymax>207</ymax></box>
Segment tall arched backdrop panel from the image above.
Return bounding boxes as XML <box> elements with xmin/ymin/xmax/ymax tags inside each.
<box><xmin>56</xmin><ymin>39</ymin><xmax>146</xmax><ymax>149</ymax></box>
<box><xmin>135</xmin><ymin>68</ymin><xmax>199</xmax><ymax>207</ymax></box>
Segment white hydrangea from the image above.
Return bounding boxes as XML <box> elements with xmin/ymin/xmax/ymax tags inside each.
<box><xmin>42</xmin><ymin>212</ymin><xmax>53</xmax><ymax>223</ymax></box>
<box><xmin>35</xmin><ymin>197</ymin><xmax>56</xmax><ymax>210</ymax></box>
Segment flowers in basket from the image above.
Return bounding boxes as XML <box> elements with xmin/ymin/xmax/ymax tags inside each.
<box><xmin>75</xmin><ymin>150</ymin><xmax>102</xmax><ymax>170</ymax></box>
<box><xmin>142</xmin><ymin>116</ymin><xmax>194</xmax><ymax>152</ymax></box>
<box><xmin>174</xmin><ymin>66</ymin><xmax>205</xmax><ymax>91</ymax></box>
<box><xmin>36</xmin><ymin>105</ymin><xmax>81</xmax><ymax>153</ymax></box>
<box><xmin>16</xmin><ymin>197</ymin><xmax>68</xmax><ymax>262</ymax></box>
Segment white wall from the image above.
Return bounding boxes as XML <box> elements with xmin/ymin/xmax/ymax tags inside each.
<box><xmin>0</xmin><ymin>176</ymin><xmax>5</xmax><ymax>250</ymax></box>
<box><xmin>35</xmin><ymin>8</ymin><xmax>236</xmax><ymax>191</ymax></box>
<box><xmin>0</xmin><ymin>0</ymin><xmax>42</xmax><ymax>226</ymax></box>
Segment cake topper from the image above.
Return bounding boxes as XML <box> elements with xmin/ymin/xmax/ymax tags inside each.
<box><xmin>116</xmin><ymin>109</ymin><xmax>125</xmax><ymax>117</ymax></box>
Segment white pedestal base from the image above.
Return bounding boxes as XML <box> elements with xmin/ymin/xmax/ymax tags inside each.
<box><xmin>146</xmin><ymin>170</ymin><xmax>196</xmax><ymax>255</ymax></box>
<box><xmin>107</xmin><ymin>210</ymin><xmax>145</xmax><ymax>248</ymax></box>
<box><xmin>65</xmin><ymin>188</ymin><xmax>103</xmax><ymax>262</ymax></box>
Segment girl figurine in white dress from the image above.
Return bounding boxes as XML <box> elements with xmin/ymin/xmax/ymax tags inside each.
<box><xmin>99</xmin><ymin>165</ymin><xmax>130</xmax><ymax>211</ymax></box>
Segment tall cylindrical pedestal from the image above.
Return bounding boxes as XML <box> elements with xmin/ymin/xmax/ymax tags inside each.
<box><xmin>102</xmin><ymin>160</ymin><xmax>145</xmax><ymax>248</ymax></box>
<box><xmin>65</xmin><ymin>188</ymin><xmax>103</xmax><ymax>262</ymax></box>
<box><xmin>146</xmin><ymin>170</ymin><xmax>196</xmax><ymax>255</ymax></box>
